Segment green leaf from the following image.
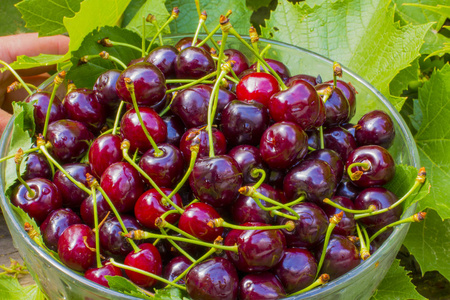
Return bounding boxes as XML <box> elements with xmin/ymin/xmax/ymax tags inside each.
<box><xmin>402</xmin><ymin>3</ymin><xmax>450</xmax><ymax>20</ymax></box>
<box><xmin>404</xmin><ymin>209</ymin><xmax>450</xmax><ymax>281</ymax></box>
<box><xmin>122</xmin><ymin>0</ymin><xmax>147</xmax><ymax>27</ymax></box>
<box><xmin>0</xmin><ymin>54</ymin><xmax>66</xmax><ymax>73</ymax></box>
<box><xmin>420</xmin><ymin>28</ymin><xmax>450</xmax><ymax>55</ymax></box>
<box><xmin>15</xmin><ymin>0</ymin><xmax>82</xmax><ymax>36</ymax></box>
<box><xmin>165</xmin><ymin>0</ymin><xmax>252</xmax><ymax>35</ymax></box>
<box><xmin>67</xmin><ymin>26</ymin><xmax>142</xmax><ymax>88</ymax></box>
<box><xmin>0</xmin><ymin>0</ymin><xmax>32</xmax><ymax>35</ymax></box>
<box><xmin>389</xmin><ymin>58</ymin><xmax>419</xmax><ymax>97</ymax></box>
<box><xmin>105</xmin><ymin>276</ymin><xmax>152</xmax><ymax>299</ymax></box>
<box><xmin>424</xmin><ymin>42</ymin><xmax>450</xmax><ymax>59</ymax></box>
<box><xmin>371</xmin><ymin>259</ymin><xmax>425</xmax><ymax>300</ymax></box>
<box><xmin>0</xmin><ymin>274</ymin><xmax>46</xmax><ymax>300</ymax></box>
<box><xmin>246</xmin><ymin>0</ymin><xmax>272</xmax><ymax>11</ymax></box>
<box><xmin>414</xmin><ymin>63</ymin><xmax>450</xmax><ymax>219</ymax></box>
<box><xmin>63</xmin><ymin>0</ymin><xmax>132</xmax><ymax>56</ymax></box>
<box><xmin>261</xmin><ymin>0</ymin><xmax>432</xmax><ymax>110</ymax></box>
<box><xmin>154</xmin><ymin>287</ymin><xmax>191</xmax><ymax>300</ymax></box>
<box><xmin>394</xmin><ymin>0</ymin><xmax>446</xmax><ymax>30</ymax></box>
<box><xmin>125</xmin><ymin>0</ymin><xmax>171</xmax><ymax>39</ymax></box>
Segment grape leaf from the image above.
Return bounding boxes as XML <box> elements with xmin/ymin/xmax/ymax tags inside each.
<box><xmin>414</xmin><ymin>63</ymin><xmax>450</xmax><ymax>219</ymax></box>
<box><xmin>261</xmin><ymin>0</ymin><xmax>432</xmax><ymax>111</ymax></box>
<box><xmin>389</xmin><ymin>58</ymin><xmax>419</xmax><ymax>97</ymax></box>
<box><xmin>403</xmin><ymin>209</ymin><xmax>450</xmax><ymax>281</ymax></box>
<box><xmin>105</xmin><ymin>276</ymin><xmax>152</xmax><ymax>299</ymax></box>
<box><xmin>122</xmin><ymin>0</ymin><xmax>147</xmax><ymax>27</ymax></box>
<box><xmin>402</xmin><ymin>4</ymin><xmax>450</xmax><ymax>20</ymax></box>
<box><xmin>371</xmin><ymin>259</ymin><xmax>425</xmax><ymax>300</ymax></box>
<box><xmin>125</xmin><ymin>0</ymin><xmax>171</xmax><ymax>39</ymax></box>
<box><xmin>0</xmin><ymin>0</ymin><xmax>31</xmax><ymax>35</ymax></box>
<box><xmin>63</xmin><ymin>0</ymin><xmax>132</xmax><ymax>56</ymax></box>
<box><xmin>15</xmin><ymin>0</ymin><xmax>82</xmax><ymax>36</ymax></box>
<box><xmin>246</xmin><ymin>0</ymin><xmax>272</xmax><ymax>11</ymax></box>
<box><xmin>0</xmin><ymin>54</ymin><xmax>66</xmax><ymax>73</ymax></box>
<box><xmin>165</xmin><ymin>0</ymin><xmax>252</xmax><ymax>35</ymax></box>
<box><xmin>420</xmin><ymin>28</ymin><xmax>450</xmax><ymax>55</ymax></box>
<box><xmin>0</xmin><ymin>274</ymin><xmax>46</xmax><ymax>300</ymax></box>
<box><xmin>154</xmin><ymin>287</ymin><xmax>190</xmax><ymax>300</ymax></box>
<box><xmin>67</xmin><ymin>26</ymin><xmax>142</xmax><ymax>88</ymax></box>
<box><xmin>394</xmin><ymin>0</ymin><xmax>445</xmax><ymax>29</ymax></box>
<box><xmin>424</xmin><ymin>42</ymin><xmax>450</xmax><ymax>59</ymax></box>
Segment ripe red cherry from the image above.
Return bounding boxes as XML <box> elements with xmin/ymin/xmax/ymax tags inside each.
<box><xmin>22</xmin><ymin>152</ymin><xmax>52</xmax><ymax>180</ymax></box>
<box><xmin>321</xmin><ymin>196</ymin><xmax>356</xmax><ymax>236</ymax></box>
<box><xmin>355</xmin><ymin>110</ymin><xmax>395</xmax><ymax>149</ymax></box>
<box><xmin>315</xmin><ymin>83</ymin><xmax>350</xmax><ymax>127</ymax></box>
<box><xmin>178</xmin><ymin>202</ymin><xmax>223</xmax><ymax>242</ymax></box>
<box><xmin>239</xmin><ymin>272</ymin><xmax>286</xmax><ymax>300</ymax></box>
<box><xmin>326</xmin><ymin>79</ymin><xmax>357</xmax><ymax>119</ymax></box>
<box><xmin>80</xmin><ymin>191</ymin><xmax>112</xmax><ymax>228</ymax></box>
<box><xmin>40</xmin><ymin>208</ymin><xmax>82</xmax><ymax>251</ymax></box>
<box><xmin>323</xmin><ymin>126</ymin><xmax>357</xmax><ymax>161</ymax></box>
<box><xmin>224</xmin><ymin>49</ymin><xmax>249</xmax><ymax>76</ymax></box>
<box><xmin>145</xmin><ymin>45</ymin><xmax>179</xmax><ymax>78</ymax></box>
<box><xmin>236</xmin><ymin>72</ymin><xmax>280</xmax><ymax>107</ymax></box>
<box><xmin>85</xmin><ymin>262</ymin><xmax>123</xmax><ymax>287</ymax></box>
<box><xmin>227</xmin><ymin>145</ymin><xmax>268</xmax><ymax>184</ymax></box>
<box><xmin>25</xmin><ymin>91</ymin><xmax>65</xmax><ymax>132</ymax></box>
<box><xmin>175</xmin><ymin>37</ymin><xmax>210</xmax><ymax>52</ymax></box>
<box><xmin>175</xmin><ymin>46</ymin><xmax>215</xmax><ymax>79</ymax></box>
<box><xmin>179</xmin><ymin>126</ymin><xmax>227</xmax><ymax>162</ymax></box>
<box><xmin>93</xmin><ymin>69</ymin><xmax>122</xmax><ymax>113</ymax></box>
<box><xmin>88</xmin><ymin>134</ymin><xmax>123</xmax><ymax>178</ymax></box>
<box><xmin>286</xmin><ymin>74</ymin><xmax>320</xmax><ymax>86</ymax></box>
<box><xmin>124</xmin><ymin>243</ymin><xmax>162</xmax><ymax>287</ymax></box>
<box><xmin>53</xmin><ymin>163</ymin><xmax>91</xmax><ymax>208</ymax></box>
<box><xmin>162</xmin><ymin>256</ymin><xmax>192</xmax><ymax>286</ymax></box>
<box><xmin>251</xmin><ymin>58</ymin><xmax>291</xmax><ymax>82</ymax></box>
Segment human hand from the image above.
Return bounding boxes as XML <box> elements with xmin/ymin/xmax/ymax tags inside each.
<box><xmin>0</xmin><ymin>33</ymin><xmax>69</xmax><ymax>136</ymax></box>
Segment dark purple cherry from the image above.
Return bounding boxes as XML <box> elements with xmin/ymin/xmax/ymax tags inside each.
<box><xmin>85</xmin><ymin>262</ymin><xmax>123</xmax><ymax>287</ymax></box>
<box><xmin>167</xmin><ymin>231</ymin><xmax>205</xmax><ymax>259</ymax></box>
<box><xmin>89</xmin><ymin>134</ymin><xmax>123</xmax><ymax>178</ymax></box>
<box><xmin>228</xmin><ymin>145</ymin><xmax>267</xmax><ymax>184</ymax></box>
<box><xmin>11</xmin><ymin>178</ymin><xmax>62</xmax><ymax>224</ymax></box>
<box><xmin>286</xmin><ymin>74</ymin><xmax>319</xmax><ymax>86</ymax></box>
<box><xmin>316</xmin><ymin>234</ymin><xmax>360</xmax><ymax>280</ymax></box>
<box><xmin>145</xmin><ymin>45</ymin><xmax>179</xmax><ymax>78</ymax></box>
<box><xmin>259</xmin><ymin>121</ymin><xmax>308</xmax><ymax>170</ymax></box>
<box><xmin>128</xmin><ymin>57</ymin><xmax>145</xmax><ymax>66</ymax></box>
<box><xmin>189</xmin><ymin>155</ymin><xmax>243</xmax><ymax>207</ymax></box>
<box><xmin>306</xmin><ymin>129</ymin><xmax>320</xmax><ymax>150</ymax></box>
<box><xmin>40</xmin><ymin>208</ymin><xmax>82</xmax><ymax>251</ymax></box>
<box><xmin>116</xmin><ymin>62</ymin><xmax>166</xmax><ymax>106</ymax></box>
<box><xmin>46</xmin><ymin>119</ymin><xmax>94</xmax><ymax>163</ymax></box>
<box><xmin>120</xmin><ymin>107</ymin><xmax>167</xmax><ymax>153</ymax></box>
<box><xmin>283</xmin><ymin>159</ymin><xmax>336</xmax><ymax>204</ymax></box>
<box><xmin>57</xmin><ymin>224</ymin><xmax>95</xmax><ymax>272</ymax></box>
<box><xmin>239</xmin><ymin>272</ymin><xmax>286</xmax><ymax>300</ymax></box>
<box><xmin>251</xmin><ymin>58</ymin><xmax>291</xmax><ymax>82</ymax></box>
<box><xmin>175</xmin><ymin>46</ymin><xmax>215</xmax><ymax>79</ymax></box>
<box><xmin>224</xmin><ymin>49</ymin><xmax>250</xmax><ymax>76</ymax></box>
<box><xmin>305</xmin><ymin>149</ymin><xmax>344</xmax><ymax>183</ymax></box>
<box><xmin>236</xmin><ymin>72</ymin><xmax>280</xmax><ymax>107</ymax></box>
<box><xmin>100</xmin><ymin>162</ymin><xmax>145</xmax><ymax>213</ymax></box>
<box><xmin>185</xmin><ymin>257</ymin><xmax>238</xmax><ymax>300</ymax></box>
<box><xmin>179</xmin><ymin>127</ymin><xmax>227</xmax><ymax>162</ymax></box>
<box><xmin>175</xmin><ymin>37</ymin><xmax>210</xmax><ymax>52</ymax></box>
<box><xmin>23</xmin><ymin>152</ymin><xmax>52</xmax><ymax>180</ymax></box>
<box><xmin>268</xmin><ymin>169</ymin><xmax>286</xmax><ymax>190</ymax></box>
<box><xmin>80</xmin><ymin>191</ymin><xmax>112</xmax><ymax>228</ymax></box>
<box><xmin>178</xmin><ymin>202</ymin><xmax>223</xmax><ymax>242</ymax></box>
<box><xmin>53</xmin><ymin>163</ymin><xmax>91</xmax><ymax>208</ymax></box>
<box><xmin>355</xmin><ymin>110</ymin><xmax>395</xmax><ymax>149</ymax></box>
<box><xmin>93</xmin><ymin>69</ymin><xmax>122</xmax><ymax>112</ymax></box>
<box><xmin>346</xmin><ymin>145</ymin><xmax>395</xmax><ymax>187</ymax></box>
<box><xmin>25</xmin><ymin>91</ymin><xmax>65</xmax><ymax>132</ymax></box>
<box><xmin>321</xmin><ymin>196</ymin><xmax>356</xmax><ymax>236</ymax></box>
<box><xmin>335</xmin><ymin>179</ymin><xmax>363</xmax><ymax>201</ymax></box>
<box><xmin>326</xmin><ymin>80</ymin><xmax>357</xmax><ymax>119</ymax></box>
<box><xmin>124</xmin><ymin>243</ymin><xmax>162</xmax><ymax>287</ymax></box>
<box><xmin>273</xmin><ymin>248</ymin><xmax>317</xmax><ymax>293</ymax></box>
<box><xmin>162</xmin><ymin>114</ymin><xmax>185</xmax><ymax>147</ymax></box>
<box><xmin>315</xmin><ymin>83</ymin><xmax>350</xmax><ymax>127</ymax></box>
<box><xmin>323</xmin><ymin>126</ymin><xmax>357</xmax><ymax>161</ymax></box>
<box><xmin>341</xmin><ymin>123</ymin><xmax>357</xmax><ymax>138</ymax></box>
<box><xmin>162</xmin><ymin>256</ymin><xmax>192</xmax><ymax>286</ymax></box>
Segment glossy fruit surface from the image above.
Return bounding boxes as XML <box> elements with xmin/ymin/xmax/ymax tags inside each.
<box><xmin>57</xmin><ymin>224</ymin><xmax>95</xmax><ymax>272</ymax></box>
<box><xmin>85</xmin><ymin>263</ymin><xmax>123</xmax><ymax>287</ymax></box>
<box><xmin>305</xmin><ymin>149</ymin><xmax>344</xmax><ymax>184</ymax></box>
<box><xmin>162</xmin><ymin>114</ymin><xmax>185</xmax><ymax>147</ymax></box>
<box><xmin>40</xmin><ymin>208</ymin><xmax>82</xmax><ymax>251</ymax></box>
<box><xmin>80</xmin><ymin>191</ymin><xmax>112</xmax><ymax>228</ymax></box>
<box><xmin>326</xmin><ymin>80</ymin><xmax>357</xmax><ymax>119</ymax></box>
<box><xmin>179</xmin><ymin>127</ymin><xmax>227</xmax><ymax>162</ymax></box>
<box><xmin>224</xmin><ymin>49</ymin><xmax>249</xmax><ymax>76</ymax></box>
<box><xmin>315</xmin><ymin>83</ymin><xmax>350</xmax><ymax>127</ymax></box>
<box><xmin>178</xmin><ymin>202</ymin><xmax>223</xmax><ymax>242</ymax></box>
<box><xmin>323</xmin><ymin>127</ymin><xmax>357</xmax><ymax>161</ymax></box>
<box><xmin>355</xmin><ymin>110</ymin><xmax>395</xmax><ymax>149</ymax></box>
<box><xmin>23</xmin><ymin>152</ymin><xmax>52</xmax><ymax>180</ymax></box>
<box><xmin>239</xmin><ymin>272</ymin><xmax>286</xmax><ymax>300</ymax></box>
<box><xmin>53</xmin><ymin>163</ymin><xmax>91</xmax><ymax>208</ymax></box>
<box><xmin>251</xmin><ymin>58</ymin><xmax>291</xmax><ymax>82</ymax></box>
<box><xmin>175</xmin><ymin>46</ymin><xmax>215</xmax><ymax>79</ymax></box>
<box><xmin>93</xmin><ymin>69</ymin><xmax>122</xmax><ymax>112</ymax></box>
<box><xmin>88</xmin><ymin>134</ymin><xmax>123</xmax><ymax>178</ymax></box>
<box><xmin>25</xmin><ymin>91</ymin><xmax>65</xmax><ymax>132</ymax></box>
<box><xmin>236</xmin><ymin>72</ymin><xmax>280</xmax><ymax>107</ymax></box>
<box><xmin>321</xmin><ymin>196</ymin><xmax>356</xmax><ymax>236</ymax></box>
<box><xmin>124</xmin><ymin>243</ymin><xmax>162</xmax><ymax>287</ymax></box>
<box><xmin>162</xmin><ymin>256</ymin><xmax>191</xmax><ymax>286</ymax></box>
<box><xmin>228</xmin><ymin>145</ymin><xmax>267</xmax><ymax>184</ymax></box>
<box><xmin>145</xmin><ymin>45</ymin><xmax>179</xmax><ymax>78</ymax></box>
<box><xmin>175</xmin><ymin>37</ymin><xmax>210</xmax><ymax>52</ymax></box>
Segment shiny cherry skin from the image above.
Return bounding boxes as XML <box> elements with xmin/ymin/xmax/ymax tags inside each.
<box><xmin>286</xmin><ymin>74</ymin><xmax>320</xmax><ymax>86</ymax></box>
<box><xmin>236</xmin><ymin>72</ymin><xmax>280</xmax><ymax>107</ymax></box>
<box><xmin>11</xmin><ymin>178</ymin><xmax>62</xmax><ymax>224</ymax></box>
<box><xmin>80</xmin><ymin>191</ymin><xmax>112</xmax><ymax>228</ymax></box>
<box><xmin>57</xmin><ymin>224</ymin><xmax>95</xmax><ymax>272</ymax></box>
<box><xmin>116</xmin><ymin>62</ymin><xmax>166</xmax><ymax>106</ymax></box>
<box><xmin>283</xmin><ymin>159</ymin><xmax>336</xmax><ymax>204</ymax></box>
<box><xmin>239</xmin><ymin>272</ymin><xmax>286</xmax><ymax>300</ymax></box>
<box><xmin>145</xmin><ymin>45</ymin><xmax>179</xmax><ymax>78</ymax></box>
<box><xmin>189</xmin><ymin>155</ymin><xmax>243</xmax><ymax>207</ymax></box>
<box><xmin>162</xmin><ymin>256</ymin><xmax>191</xmax><ymax>286</ymax></box>
<box><xmin>185</xmin><ymin>257</ymin><xmax>238</xmax><ymax>300</ymax></box>
<box><xmin>167</xmin><ymin>231</ymin><xmax>205</xmax><ymax>259</ymax></box>
<box><xmin>355</xmin><ymin>110</ymin><xmax>395</xmax><ymax>149</ymax></box>
<box><xmin>273</xmin><ymin>248</ymin><xmax>317</xmax><ymax>293</ymax></box>
<box><xmin>354</xmin><ymin>187</ymin><xmax>402</xmax><ymax>230</ymax></box>
<box><xmin>315</xmin><ymin>83</ymin><xmax>350</xmax><ymax>127</ymax></box>
<box><xmin>346</xmin><ymin>145</ymin><xmax>395</xmax><ymax>187</ymax></box>
<box><xmin>162</xmin><ymin>114</ymin><xmax>185</xmax><ymax>147</ymax></box>
<box><xmin>53</xmin><ymin>163</ymin><xmax>91</xmax><ymax>208</ymax></box>
<box><xmin>228</xmin><ymin>145</ymin><xmax>267</xmax><ymax>184</ymax></box>
<box><xmin>46</xmin><ymin>119</ymin><xmax>94</xmax><ymax>163</ymax></box>
<box><xmin>93</xmin><ymin>69</ymin><xmax>122</xmax><ymax>113</ymax></box>
<box><xmin>175</xmin><ymin>46</ymin><xmax>215</xmax><ymax>79</ymax></box>
<box><xmin>335</xmin><ymin>179</ymin><xmax>363</xmax><ymax>201</ymax></box>
<box><xmin>178</xmin><ymin>202</ymin><xmax>223</xmax><ymax>242</ymax></box>
<box><xmin>40</xmin><ymin>208</ymin><xmax>82</xmax><ymax>251</ymax></box>
<box><xmin>89</xmin><ymin>134</ymin><xmax>123</xmax><ymax>178</ymax></box>
<box><xmin>323</xmin><ymin>126</ymin><xmax>357</xmax><ymax>161</ymax></box>
<box><xmin>23</xmin><ymin>152</ymin><xmax>52</xmax><ymax>180</ymax></box>
<box><xmin>179</xmin><ymin>126</ymin><xmax>227</xmax><ymax>162</ymax></box>
<box><xmin>120</xmin><ymin>107</ymin><xmax>167</xmax><ymax>153</ymax></box>
<box><xmin>138</xmin><ymin>143</ymin><xmax>184</xmax><ymax>188</ymax></box>
<box><xmin>99</xmin><ymin>215</ymin><xmax>143</xmax><ymax>258</ymax></box>
<box><xmin>268</xmin><ymin>168</ymin><xmax>286</xmax><ymax>190</ymax></box>
<box><xmin>316</xmin><ymin>234</ymin><xmax>360</xmax><ymax>280</ymax></box>
<box><xmin>251</xmin><ymin>58</ymin><xmax>291</xmax><ymax>82</ymax></box>
<box><xmin>321</xmin><ymin>196</ymin><xmax>356</xmax><ymax>236</ymax></box>
<box><xmin>326</xmin><ymin>80</ymin><xmax>357</xmax><ymax>119</ymax></box>
<box><xmin>221</xmin><ymin>100</ymin><xmax>270</xmax><ymax>146</ymax></box>
<box><xmin>268</xmin><ymin>80</ymin><xmax>324</xmax><ymax>130</ymax></box>
<box><xmin>63</xmin><ymin>88</ymin><xmax>106</xmax><ymax>132</ymax></box>
<box><xmin>341</xmin><ymin>123</ymin><xmax>357</xmax><ymax>138</ymax></box>
<box><xmin>134</xmin><ymin>188</ymin><xmax>183</xmax><ymax>229</ymax></box>
<box><xmin>224</xmin><ymin>49</ymin><xmax>249</xmax><ymax>76</ymax></box>
<box><xmin>124</xmin><ymin>243</ymin><xmax>162</xmax><ymax>287</ymax></box>
<box><xmin>276</xmin><ymin>202</ymin><xmax>328</xmax><ymax>248</ymax></box>
<box><xmin>306</xmin><ymin>129</ymin><xmax>320</xmax><ymax>150</ymax></box>
<box><xmin>175</xmin><ymin>37</ymin><xmax>210</xmax><ymax>52</ymax></box>
<box><xmin>305</xmin><ymin>149</ymin><xmax>344</xmax><ymax>183</ymax></box>
<box><xmin>100</xmin><ymin>162</ymin><xmax>145</xmax><ymax>213</ymax></box>
<box><xmin>85</xmin><ymin>262</ymin><xmax>123</xmax><ymax>287</ymax></box>
<box><xmin>25</xmin><ymin>91</ymin><xmax>65</xmax><ymax>132</ymax></box>
<box><xmin>259</xmin><ymin>121</ymin><xmax>308</xmax><ymax>170</ymax></box>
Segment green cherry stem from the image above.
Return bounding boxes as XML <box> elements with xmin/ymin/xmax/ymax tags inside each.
<box><xmin>159</xmin><ymin>227</ymin><xmax>196</xmax><ymax>263</ymax></box>
<box><xmin>167</xmin><ymin>145</ymin><xmax>199</xmax><ymax>199</ymax></box>
<box><xmin>356</xmin><ymin>223</ymin><xmax>371</xmax><ymax>261</ymax></box>
<box><xmin>170</xmin><ymin>247</ymin><xmax>217</xmax><ymax>286</ymax></box>
<box><xmin>0</xmin><ymin>59</ymin><xmax>33</xmax><ymax>95</ymax></box>
<box><xmin>249</xmin><ymin>26</ymin><xmax>261</xmax><ymax>72</ymax></box>
<box><xmin>86</xmin><ymin>178</ymin><xmax>102</xmax><ymax>269</ymax></box>
<box><xmin>369</xmin><ymin>212</ymin><xmax>427</xmax><ymax>243</ymax></box>
<box><xmin>333</xmin><ymin>62</ymin><xmax>343</xmax><ymax>88</ymax></box>
<box><xmin>318</xmin><ymin>88</ymin><xmax>332</xmax><ymax>150</ymax></box>
<box><xmin>322</xmin><ymin>198</ymin><xmax>376</xmax><ymax>214</ymax></box>
<box><xmin>207</xmin><ymin>218</ymin><xmax>296</xmax><ymax>232</ymax></box>
<box><xmin>361</xmin><ymin>225</ymin><xmax>371</xmax><ymax>255</ymax></box>
<box><xmin>165</xmin><ymin>79</ymin><xmax>215</xmax><ymax>84</ymax></box>
<box><xmin>268</xmin><ymin>195</ymin><xmax>305</xmax><ymax>211</ymax></box>
<box><xmin>346</xmin><ymin>160</ymin><xmax>371</xmax><ymax>181</ymax></box>
<box><xmin>289</xmin><ymin>274</ymin><xmax>330</xmax><ymax>296</ymax></box>
<box><xmin>146</xmin><ymin>7</ymin><xmax>179</xmax><ymax>53</ymax></box>
<box><xmin>98</xmin><ymin>38</ymin><xmax>142</xmax><ymax>54</ymax></box>
<box><xmin>250</xmin><ymin>168</ymin><xmax>266</xmax><ymax>190</ymax></box>
<box><xmin>316</xmin><ymin>212</ymin><xmax>343</xmax><ymax>279</ymax></box>
<box><xmin>14</xmin><ymin>149</ymin><xmax>35</xmax><ymax>198</ymax></box>
<box><xmin>224</xmin><ymin>74</ymin><xmax>239</xmax><ymax>84</ymax></box>
<box><xmin>109</xmin><ymin>258</ymin><xmax>186</xmax><ymax>290</ymax></box>
<box><xmin>42</xmin><ymin>71</ymin><xmax>65</xmax><ymax>137</ymax></box>
<box><xmin>112</xmin><ymin>101</ymin><xmax>125</xmax><ymax>135</ymax></box>
<box><xmin>0</xmin><ymin>147</ymin><xmax>39</xmax><ymax>164</ymax></box>
<box><xmin>319</xmin><ymin>126</ymin><xmax>325</xmax><ymax>149</ymax></box>
<box><xmin>165</xmin><ymin>71</ymin><xmax>218</xmax><ymax>94</ymax></box>
<box><xmin>192</xmin><ymin>11</ymin><xmax>207</xmax><ymax>47</ymax></box>
<box><xmin>354</xmin><ymin>167</ymin><xmax>426</xmax><ymax>220</ymax></box>
<box><xmin>156</xmin><ymin>219</ymin><xmax>200</xmax><ymax>241</ymax></box>
<box><xmin>7</xmin><ymin>81</ymin><xmax>38</xmax><ymax>94</ymax></box>
<box><xmin>194</xmin><ymin>0</ymin><xmax>222</xmax><ymax>50</ymax></box>
<box><xmin>158</xmin><ymin>94</ymin><xmax>175</xmax><ymax>117</ymax></box>
<box><xmin>308</xmin><ymin>146</ymin><xmax>316</xmax><ymax>151</ymax></box>
<box><xmin>147</xmin><ymin>14</ymin><xmax>163</xmax><ymax>47</ymax></box>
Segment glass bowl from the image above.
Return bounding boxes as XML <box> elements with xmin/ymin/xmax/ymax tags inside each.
<box><xmin>0</xmin><ymin>34</ymin><xmax>419</xmax><ymax>300</ymax></box>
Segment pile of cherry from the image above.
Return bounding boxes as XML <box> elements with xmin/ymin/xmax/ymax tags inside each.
<box><xmin>4</xmin><ymin>13</ymin><xmax>425</xmax><ymax>300</ymax></box>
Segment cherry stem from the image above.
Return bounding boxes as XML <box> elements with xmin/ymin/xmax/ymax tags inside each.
<box><xmin>91</xmin><ymin>186</ymin><xmax>102</xmax><ymax>268</ymax></box>
<box><xmin>250</xmin><ymin>168</ymin><xmax>266</xmax><ymax>190</ymax></box>
<box><xmin>157</xmin><ymin>220</ymin><xmax>200</xmax><ymax>241</ymax></box>
<box><xmin>7</xmin><ymin>81</ymin><xmax>38</xmax><ymax>93</ymax></box>
<box><xmin>356</xmin><ymin>223</ymin><xmax>371</xmax><ymax>261</ymax></box>
<box><xmin>167</xmin><ymin>145</ymin><xmax>199</xmax><ymax>199</ymax></box>
<box><xmin>208</xmin><ymin>218</ymin><xmax>295</xmax><ymax>232</ymax></box>
<box><xmin>257</xmin><ymin>44</ymin><xmax>271</xmax><ymax>73</ymax></box>
<box><xmin>146</xmin><ymin>7</ymin><xmax>179</xmax><ymax>53</ymax></box>
<box><xmin>108</xmin><ymin>258</ymin><xmax>186</xmax><ymax>290</ymax></box>
<box><xmin>347</xmin><ymin>161</ymin><xmax>371</xmax><ymax>181</ymax></box>
<box><xmin>319</xmin><ymin>126</ymin><xmax>325</xmax><ymax>149</ymax></box>
<box><xmin>158</xmin><ymin>95</ymin><xmax>175</xmax><ymax>117</ymax></box>
<box><xmin>0</xmin><ymin>60</ymin><xmax>32</xmax><ymax>95</ymax></box>
<box><xmin>0</xmin><ymin>147</ymin><xmax>38</xmax><ymax>164</ymax></box>
<box><xmin>82</xmin><ymin>53</ymin><xmax>128</xmax><ymax>69</ymax></box>
<box><xmin>123</xmin><ymin>230</ymin><xmax>238</xmax><ymax>253</ymax></box>
<box><xmin>316</xmin><ymin>212</ymin><xmax>343</xmax><ymax>279</ymax></box>
<box><xmin>308</xmin><ymin>146</ymin><xmax>316</xmax><ymax>151</ymax></box>
<box><xmin>369</xmin><ymin>212</ymin><xmax>426</xmax><ymax>243</ymax></box>
<box><xmin>42</xmin><ymin>71</ymin><xmax>65</xmax><ymax>137</ymax></box>
<box><xmin>192</xmin><ymin>11</ymin><xmax>207</xmax><ymax>47</ymax></box>
<box><xmin>159</xmin><ymin>227</ymin><xmax>196</xmax><ymax>263</ymax></box>
<box><xmin>165</xmin><ymin>71</ymin><xmax>218</xmax><ymax>94</ymax></box>
<box><xmin>125</xmin><ymin>78</ymin><xmax>163</xmax><ymax>157</ymax></box>
<box><xmin>194</xmin><ymin>0</ymin><xmax>222</xmax><ymax>50</ymax></box>
<box><xmin>354</xmin><ymin>168</ymin><xmax>426</xmax><ymax>220</ymax></box>
<box><xmin>322</xmin><ymin>198</ymin><xmax>376</xmax><ymax>214</ymax></box>
<box><xmin>147</xmin><ymin>14</ymin><xmax>163</xmax><ymax>47</ymax></box>
<box><xmin>112</xmin><ymin>101</ymin><xmax>125</xmax><ymax>135</ymax></box>
<box><xmin>361</xmin><ymin>225</ymin><xmax>371</xmax><ymax>255</ymax></box>
<box><xmin>333</xmin><ymin>62</ymin><xmax>342</xmax><ymax>89</ymax></box>
<box><xmin>224</xmin><ymin>74</ymin><xmax>239</xmax><ymax>84</ymax></box>
<box><xmin>14</xmin><ymin>149</ymin><xmax>35</xmax><ymax>198</ymax></box>
<box><xmin>166</xmin><ymin>79</ymin><xmax>214</xmax><ymax>84</ymax></box>
<box><xmin>98</xmin><ymin>38</ymin><xmax>142</xmax><ymax>54</ymax></box>
<box><xmin>289</xmin><ymin>274</ymin><xmax>330</xmax><ymax>296</ymax></box>
<box><xmin>268</xmin><ymin>195</ymin><xmax>305</xmax><ymax>211</ymax></box>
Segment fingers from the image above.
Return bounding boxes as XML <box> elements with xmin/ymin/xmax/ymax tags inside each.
<box><xmin>0</xmin><ymin>109</ymin><xmax>12</xmax><ymax>138</ymax></box>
